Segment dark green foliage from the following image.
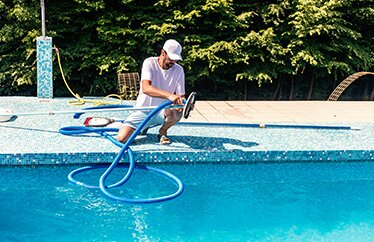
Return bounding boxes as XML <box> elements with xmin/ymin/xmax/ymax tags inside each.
<box><xmin>0</xmin><ymin>0</ymin><xmax>39</xmax><ymax>95</ymax></box>
<box><xmin>0</xmin><ymin>0</ymin><xmax>373</xmax><ymax>100</ymax></box>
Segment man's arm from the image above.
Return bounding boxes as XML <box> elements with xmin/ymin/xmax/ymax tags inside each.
<box><xmin>141</xmin><ymin>80</ymin><xmax>184</xmax><ymax>104</ymax></box>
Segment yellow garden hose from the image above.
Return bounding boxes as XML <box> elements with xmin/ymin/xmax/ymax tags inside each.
<box><xmin>54</xmin><ymin>46</ymin><xmax>123</xmax><ymax>106</ymax></box>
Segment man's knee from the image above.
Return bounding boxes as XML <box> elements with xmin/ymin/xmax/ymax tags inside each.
<box><xmin>117</xmin><ymin>126</ymin><xmax>134</xmax><ymax>143</ymax></box>
<box><xmin>165</xmin><ymin>110</ymin><xmax>182</xmax><ymax>123</ymax></box>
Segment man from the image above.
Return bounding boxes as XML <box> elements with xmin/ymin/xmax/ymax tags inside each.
<box><xmin>117</xmin><ymin>39</ymin><xmax>185</xmax><ymax>145</ymax></box>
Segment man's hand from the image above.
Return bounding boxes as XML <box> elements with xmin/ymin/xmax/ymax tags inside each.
<box><xmin>168</xmin><ymin>94</ymin><xmax>183</xmax><ymax>105</ymax></box>
<box><xmin>167</xmin><ymin>94</ymin><xmax>184</xmax><ymax>112</ymax></box>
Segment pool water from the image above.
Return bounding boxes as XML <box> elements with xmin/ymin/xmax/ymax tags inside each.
<box><xmin>2</xmin><ymin>162</ymin><xmax>374</xmax><ymax>241</ymax></box>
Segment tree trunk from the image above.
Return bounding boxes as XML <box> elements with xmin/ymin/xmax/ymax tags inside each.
<box><xmin>272</xmin><ymin>79</ymin><xmax>281</xmax><ymax>100</ymax></box>
<box><xmin>278</xmin><ymin>81</ymin><xmax>283</xmax><ymax>100</ymax></box>
<box><xmin>370</xmin><ymin>88</ymin><xmax>374</xmax><ymax>101</ymax></box>
<box><xmin>363</xmin><ymin>81</ymin><xmax>369</xmax><ymax>100</ymax></box>
<box><xmin>243</xmin><ymin>80</ymin><xmax>247</xmax><ymax>100</ymax></box>
<box><xmin>307</xmin><ymin>75</ymin><xmax>314</xmax><ymax>100</ymax></box>
<box><xmin>289</xmin><ymin>76</ymin><xmax>294</xmax><ymax>100</ymax></box>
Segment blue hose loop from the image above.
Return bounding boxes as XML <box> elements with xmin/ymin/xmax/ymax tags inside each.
<box><xmin>59</xmin><ymin>126</ymin><xmax>124</xmax><ymax>150</ymax></box>
<box><xmin>98</xmin><ymin>100</ymin><xmax>184</xmax><ymax>203</ymax></box>
<box><xmin>64</xmin><ymin>100</ymin><xmax>184</xmax><ymax>204</ymax></box>
<box><xmin>67</xmin><ymin>149</ymin><xmax>135</xmax><ymax>189</ymax></box>
<box><xmin>100</xmin><ymin>165</ymin><xmax>184</xmax><ymax>204</ymax></box>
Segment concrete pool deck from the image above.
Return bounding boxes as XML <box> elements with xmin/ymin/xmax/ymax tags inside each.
<box><xmin>188</xmin><ymin>100</ymin><xmax>374</xmax><ymax>123</ymax></box>
<box><xmin>1</xmin><ymin>96</ymin><xmax>374</xmax><ymax>165</ymax></box>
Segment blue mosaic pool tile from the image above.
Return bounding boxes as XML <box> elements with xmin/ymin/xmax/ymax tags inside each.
<box><xmin>37</xmin><ymin>37</ymin><xmax>53</xmax><ymax>99</ymax></box>
<box><xmin>2</xmin><ymin>149</ymin><xmax>374</xmax><ymax>166</ymax></box>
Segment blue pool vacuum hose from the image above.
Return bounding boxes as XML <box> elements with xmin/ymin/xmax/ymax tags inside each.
<box><xmin>61</xmin><ymin>101</ymin><xmax>184</xmax><ymax>204</ymax></box>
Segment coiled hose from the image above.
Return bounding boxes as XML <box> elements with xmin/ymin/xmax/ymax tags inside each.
<box><xmin>60</xmin><ymin>101</ymin><xmax>184</xmax><ymax>203</ymax></box>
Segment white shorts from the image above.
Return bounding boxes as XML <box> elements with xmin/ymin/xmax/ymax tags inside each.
<box><xmin>121</xmin><ymin>110</ymin><xmax>165</xmax><ymax>132</ymax></box>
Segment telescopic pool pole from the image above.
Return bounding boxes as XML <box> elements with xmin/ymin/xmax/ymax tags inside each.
<box><xmin>37</xmin><ymin>0</ymin><xmax>53</xmax><ymax>99</ymax></box>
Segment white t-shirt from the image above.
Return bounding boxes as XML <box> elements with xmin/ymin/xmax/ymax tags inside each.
<box><xmin>136</xmin><ymin>57</ymin><xmax>185</xmax><ymax>107</ymax></box>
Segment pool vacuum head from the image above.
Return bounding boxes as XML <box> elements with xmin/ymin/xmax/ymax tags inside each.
<box><xmin>183</xmin><ymin>92</ymin><xmax>197</xmax><ymax>119</ymax></box>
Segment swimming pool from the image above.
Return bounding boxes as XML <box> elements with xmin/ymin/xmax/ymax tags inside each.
<box><xmin>2</xmin><ymin>97</ymin><xmax>374</xmax><ymax>240</ymax></box>
<box><xmin>2</xmin><ymin>161</ymin><xmax>374</xmax><ymax>241</ymax></box>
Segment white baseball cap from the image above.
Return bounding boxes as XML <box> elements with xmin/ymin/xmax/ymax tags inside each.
<box><xmin>163</xmin><ymin>39</ymin><xmax>183</xmax><ymax>61</ymax></box>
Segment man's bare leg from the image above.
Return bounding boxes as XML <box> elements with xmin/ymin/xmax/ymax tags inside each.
<box><xmin>117</xmin><ymin>125</ymin><xmax>136</xmax><ymax>143</ymax></box>
<box><xmin>159</xmin><ymin>109</ymin><xmax>182</xmax><ymax>136</ymax></box>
